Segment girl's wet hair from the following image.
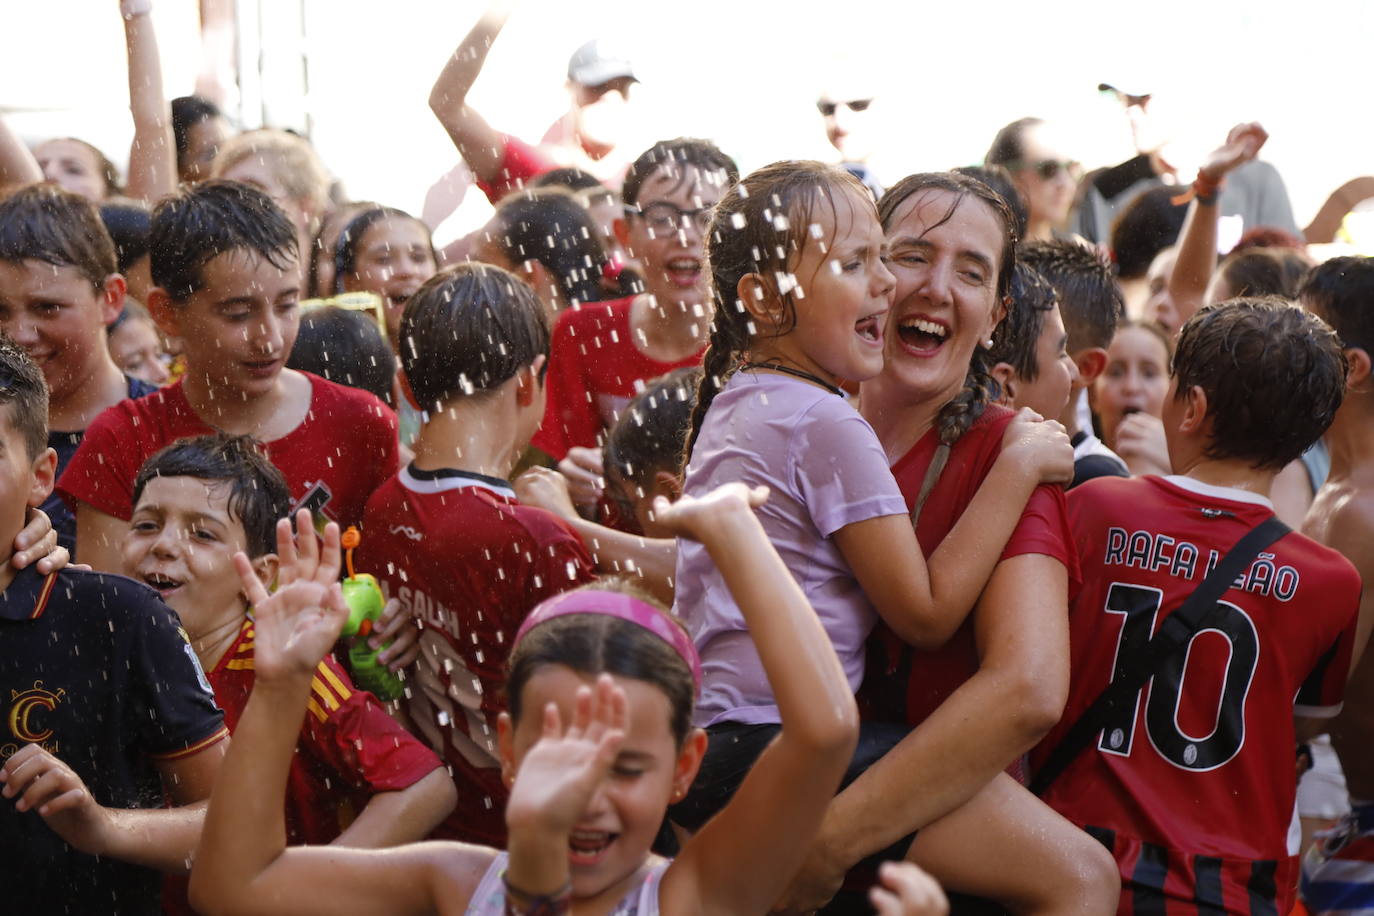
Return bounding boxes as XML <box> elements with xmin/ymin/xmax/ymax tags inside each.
<box><xmin>505</xmin><ymin>579</ymin><xmax>695</xmax><ymax>745</ymax></box>
<box><xmin>332</xmin><ymin>206</ymin><xmax>436</xmax><ymax>295</ymax></box>
<box><xmin>99</xmin><ymin>198</ymin><xmax>152</xmax><ymax>275</ymax></box>
<box><xmin>684</xmin><ymin>160</ymin><xmax>870</xmax><ymax>463</ymax></box>
<box><xmin>878</xmin><ymin>171</ymin><xmax>1020</xmax><ymax>445</ymax></box>
<box><xmin>399</xmin><ymin>262</ymin><xmax>549</xmax><ymax>412</ymax></box>
<box><xmin>287</xmin><ymin>305</ymin><xmax>396</xmax><ymax>404</ymax></box>
<box><xmin>606</xmin><ymin>367</ymin><xmax>700</xmax><ymax>517</ymax></box>
<box><xmin>989</xmin><ymin>263</ymin><xmax>1057</xmax><ymax>383</ymax></box>
<box><xmin>490</xmin><ymin>188</ymin><xmax>608</xmax><ymax>309</ymax></box>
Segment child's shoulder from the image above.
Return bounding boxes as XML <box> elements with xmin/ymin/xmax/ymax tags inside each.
<box><xmin>6</xmin><ymin>567</ymin><xmax>180</xmax><ymax>637</ymax></box>
<box><xmin>87</xmin><ymin>379</ymin><xmax>188</xmax><ymax>436</ymax></box>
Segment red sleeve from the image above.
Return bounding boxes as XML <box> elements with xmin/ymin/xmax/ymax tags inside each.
<box><xmin>532</xmin><ymin>515</ymin><xmax>598</xmax><ymax>595</ymax></box>
<box><xmin>1295</xmin><ymin>572</ymin><xmax>1363</xmax><ymax>717</ymax></box>
<box><xmin>475</xmin><ymin>135</ymin><xmax>555</xmax><ymax>204</ymax></box>
<box><xmin>303</xmin><ymin>655</ymin><xmax>443</xmax><ymax>793</ymax></box>
<box><xmin>1002</xmin><ymin>484</ymin><xmax>1081</xmax><ymax>590</ymax></box>
<box><xmin>56</xmin><ymin>401</ymin><xmax>142</xmax><ymax>521</ymax></box>
<box><xmin>532</xmin><ymin>309</ymin><xmax>599</xmax><ymax>460</ymax></box>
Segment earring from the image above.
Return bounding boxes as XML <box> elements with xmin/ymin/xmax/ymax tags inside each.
<box><xmin>983</xmin><ymin>338</ymin><xmax>995</xmax><ymax>349</ymax></box>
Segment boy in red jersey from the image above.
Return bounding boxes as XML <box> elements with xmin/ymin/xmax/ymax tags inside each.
<box><xmin>1296</xmin><ymin>257</ymin><xmax>1374</xmax><ymax>912</ymax></box>
<box><xmin>1032</xmin><ymin>299</ymin><xmax>1364</xmax><ymax>915</ymax></box>
<box><xmin>120</xmin><ymin>434</ymin><xmax>454</xmax><ymax>913</ymax></box>
<box><xmin>58</xmin><ymin>181</ymin><xmax>401</xmax><ymax>574</ymax></box>
<box><xmin>532</xmin><ymin>138</ymin><xmax>737</xmax><ymax>511</ymax></box>
<box><xmin>356</xmin><ymin>264</ymin><xmax>595</xmax><ymax>846</ymax></box>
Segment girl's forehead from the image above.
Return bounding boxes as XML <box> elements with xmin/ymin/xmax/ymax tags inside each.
<box><xmin>517</xmin><ymin>665</ymin><xmax>677</xmax><ymax>744</ymax></box>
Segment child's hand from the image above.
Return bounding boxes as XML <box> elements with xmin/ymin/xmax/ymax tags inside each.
<box><xmin>11</xmin><ymin>507</ymin><xmax>69</xmax><ymax>575</ymax></box>
<box><xmin>234</xmin><ymin>510</ymin><xmax>348</xmax><ymax>683</ymax></box>
<box><xmin>1000</xmin><ymin>408</ymin><xmax>1074</xmax><ymax>485</ymax></box>
<box><xmin>515</xmin><ymin>467</ymin><xmax>580</xmax><ymax>522</ymax></box>
<box><xmin>1199</xmin><ymin>122</ymin><xmax>1268</xmax><ymax>184</ymax></box>
<box><xmin>556</xmin><ymin>447</ymin><xmax>606</xmax><ymax>511</ymax></box>
<box><xmin>0</xmin><ymin>744</ymin><xmax>109</xmax><ymax>853</ymax></box>
<box><xmin>650</xmin><ymin>482</ymin><xmax>768</xmax><ymax>542</ymax></box>
<box><xmin>1114</xmin><ymin>412</ymin><xmax>1172</xmax><ymax>477</ymax></box>
<box><xmin>373</xmin><ymin>598</ymin><xmax>421</xmax><ymax>672</ymax></box>
<box><xmin>505</xmin><ymin>674</ymin><xmax>626</xmax><ymax>840</ymax></box>
<box><xmin>869</xmin><ymin>862</ymin><xmax>948</xmax><ymax>916</ymax></box>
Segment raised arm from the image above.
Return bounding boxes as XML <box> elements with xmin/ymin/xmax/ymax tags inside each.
<box><xmin>658</xmin><ymin>484</ymin><xmax>859</xmax><ymax>916</ymax></box>
<box><xmin>0</xmin><ymin>116</ymin><xmax>42</xmax><ymax>190</ymax></box>
<box><xmin>1305</xmin><ymin>176</ymin><xmax>1374</xmax><ymax>245</ymax></box>
<box><xmin>837</xmin><ymin>410</ymin><xmax>1072</xmax><ymax>648</ymax></box>
<box><xmin>1167</xmin><ymin>122</ymin><xmax>1268</xmax><ymax>329</ymax></box>
<box><xmin>190</xmin><ymin>512</ymin><xmax>488</xmax><ymax>916</ymax></box>
<box><xmin>120</xmin><ymin>0</ymin><xmax>177</xmax><ymax>202</ymax></box>
<box><xmin>428</xmin><ymin>3</ymin><xmax>514</xmax><ymax>185</ymax></box>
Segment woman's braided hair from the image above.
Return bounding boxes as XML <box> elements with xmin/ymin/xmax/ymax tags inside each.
<box><xmin>683</xmin><ymin>160</ymin><xmax>871</xmax><ymax>467</ymax></box>
<box><xmin>876</xmin><ymin>172</ymin><xmax>1019</xmax><ymax>445</ymax></box>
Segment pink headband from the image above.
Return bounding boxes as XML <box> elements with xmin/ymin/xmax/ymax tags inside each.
<box><xmin>514</xmin><ymin>590</ymin><xmax>702</xmax><ymax>691</ymax></box>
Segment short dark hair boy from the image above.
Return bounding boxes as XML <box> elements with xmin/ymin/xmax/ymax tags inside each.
<box><xmin>0</xmin><ymin>335</ymin><xmax>228</xmax><ymax>915</ymax></box>
<box><xmin>1035</xmin><ymin>298</ymin><xmax>1361</xmax><ymax>915</ymax></box>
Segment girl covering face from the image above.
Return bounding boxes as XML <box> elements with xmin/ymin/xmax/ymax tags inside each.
<box><xmin>1096</xmin><ymin>321</ymin><xmax>1173</xmax><ymax>451</ymax></box>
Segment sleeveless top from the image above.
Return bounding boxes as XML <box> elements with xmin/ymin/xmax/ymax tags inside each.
<box><xmin>465</xmin><ymin>853</ymin><xmax>668</xmax><ymax>915</ymax></box>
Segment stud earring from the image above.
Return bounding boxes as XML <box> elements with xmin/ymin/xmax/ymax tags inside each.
<box><xmin>983</xmin><ymin>338</ymin><xmax>995</xmax><ymax>348</ymax></box>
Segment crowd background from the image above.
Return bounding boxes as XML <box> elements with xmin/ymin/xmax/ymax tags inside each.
<box><xmin>7</xmin><ymin>0</ymin><xmax>1374</xmax><ymax>250</ymax></box>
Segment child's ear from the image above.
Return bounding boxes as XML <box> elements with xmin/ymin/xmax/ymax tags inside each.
<box><xmin>670</xmin><ymin>728</ymin><xmax>708</xmax><ymax>805</ymax></box>
<box><xmin>990</xmin><ymin>362</ymin><xmax>1016</xmax><ymax>406</ymax></box>
<box><xmin>650</xmin><ymin>469</ymin><xmax>682</xmax><ymax>503</ymax></box>
<box><xmin>1344</xmin><ymin>346</ymin><xmax>1372</xmax><ymax>391</ymax></box>
<box><xmin>497</xmin><ymin>712</ymin><xmax>517</xmax><ymax>789</ymax></box>
<box><xmin>1177</xmin><ymin>383</ymin><xmax>1210</xmax><ymax>434</ymax></box>
<box><xmin>1073</xmin><ymin>347</ymin><xmax>1109</xmax><ymax>387</ymax></box>
<box><xmin>515</xmin><ymin>356</ymin><xmax>548</xmax><ymax>407</ymax></box>
<box><xmin>251</xmin><ymin>553</ymin><xmax>280</xmax><ymax>591</ymax></box>
<box><xmin>737</xmin><ymin>272</ymin><xmax>782</xmax><ymax>328</ymax></box>
<box><xmin>98</xmin><ymin>274</ymin><xmax>128</xmax><ymax>326</ymax></box>
<box><xmin>147</xmin><ymin>288</ymin><xmax>182</xmax><ymax>338</ymax></box>
<box><xmin>27</xmin><ymin>448</ymin><xmax>57</xmax><ymax>507</ymax></box>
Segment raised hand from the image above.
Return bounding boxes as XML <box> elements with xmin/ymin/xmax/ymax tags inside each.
<box><xmin>556</xmin><ymin>446</ymin><xmax>607</xmax><ymax>511</ymax></box>
<box><xmin>505</xmin><ymin>674</ymin><xmax>626</xmax><ymax>838</ymax></box>
<box><xmin>650</xmin><ymin>482</ymin><xmax>768</xmax><ymax>542</ymax></box>
<box><xmin>1000</xmin><ymin>408</ymin><xmax>1074</xmax><ymax>485</ymax></box>
<box><xmin>1199</xmin><ymin>122</ymin><xmax>1269</xmax><ymax>184</ymax></box>
<box><xmin>233</xmin><ymin>510</ymin><xmax>347</xmax><ymax>683</ymax></box>
<box><xmin>514</xmin><ymin>466</ymin><xmax>581</xmax><ymax>522</ymax></box>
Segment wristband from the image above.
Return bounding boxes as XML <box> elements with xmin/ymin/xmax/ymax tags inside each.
<box><xmin>502</xmin><ymin>873</ymin><xmax>571</xmax><ymax>916</ymax></box>
<box><xmin>121</xmin><ymin>0</ymin><xmax>152</xmax><ymax>19</ymax></box>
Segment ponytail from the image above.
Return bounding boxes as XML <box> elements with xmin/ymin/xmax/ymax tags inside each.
<box><xmin>934</xmin><ymin>345</ymin><xmax>997</xmax><ymax>446</ymax></box>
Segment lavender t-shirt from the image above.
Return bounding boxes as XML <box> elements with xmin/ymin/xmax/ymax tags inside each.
<box><xmin>673</xmin><ymin>371</ymin><xmax>908</xmax><ymax>728</ymax></box>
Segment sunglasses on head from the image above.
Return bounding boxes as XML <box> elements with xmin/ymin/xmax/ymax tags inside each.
<box><xmin>817</xmin><ymin>98</ymin><xmax>872</xmax><ymax>117</ymax></box>
<box><xmin>1009</xmin><ymin>159</ymin><xmax>1083</xmax><ymax>181</ymax></box>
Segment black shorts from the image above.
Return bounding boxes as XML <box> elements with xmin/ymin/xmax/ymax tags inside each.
<box><xmin>667</xmin><ymin>719</ymin><xmax>915</xmax><ymax>911</ymax></box>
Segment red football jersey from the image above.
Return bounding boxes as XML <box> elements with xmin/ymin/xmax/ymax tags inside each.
<box><xmin>475</xmin><ymin>134</ymin><xmax>557</xmax><ymax>204</ymax></box>
<box><xmin>1032</xmin><ymin>474</ymin><xmax>1361</xmax><ymax>916</ymax></box>
<box><xmin>356</xmin><ymin>466</ymin><xmax>597</xmax><ymax>845</ymax></box>
<box><xmin>531</xmin><ymin>296</ymin><xmax>705</xmax><ymax>461</ymax></box>
<box><xmin>164</xmin><ymin>617</ymin><xmax>443</xmax><ymax>916</ymax></box>
<box><xmin>58</xmin><ymin>373</ymin><xmax>399</xmax><ymax>529</ymax></box>
<box><xmin>860</xmin><ymin>404</ymin><xmax>1079</xmax><ymax>727</ymax></box>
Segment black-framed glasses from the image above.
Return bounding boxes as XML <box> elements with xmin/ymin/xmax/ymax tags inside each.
<box><xmin>624</xmin><ymin>202</ymin><xmax>714</xmax><ymax>235</ymax></box>
<box><xmin>1006</xmin><ymin>158</ymin><xmax>1083</xmax><ymax>182</ymax></box>
<box><xmin>817</xmin><ymin>98</ymin><xmax>872</xmax><ymax>117</ymax></box>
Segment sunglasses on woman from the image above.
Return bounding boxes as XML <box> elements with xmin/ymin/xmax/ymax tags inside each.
<box><xmin>1008</xmin><ymin>159</ymin><xmax>1084</xmax><ymax>181</ymax></box>
<box><xmin>816</xmin><ymin>98</ymin><xmax>872</xmax><ymax>117</ymax></box>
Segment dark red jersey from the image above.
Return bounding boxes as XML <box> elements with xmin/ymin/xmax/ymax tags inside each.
<box><xmin>356</xmin><ymin>466</ymin><xmax>597</xmax><ymax>845</ymax></box>
<box><xmin>860</xmin><ymin>404</ymin><xmax>1079</xmax><ymax>727</ymax></box>
<box><xmin>1032</xmin><ymin>474</ymin><xmax>1361</xmax><ymax>915</ymax></box>
<box><xmin>58</xmin><ymin>372</ymin><xmax>399</xmax><ymax>530</ymax></box>
<box><xmin>532</xmin><ymin>296</ymin><xmax>705</xmax><ymax>461</ymax></box>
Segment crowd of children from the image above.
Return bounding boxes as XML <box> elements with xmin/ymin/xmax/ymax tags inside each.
<box><xmin>4</xmin><ymin>4</ymin><xmax>1374</xmax><ymax>916</ymax></box>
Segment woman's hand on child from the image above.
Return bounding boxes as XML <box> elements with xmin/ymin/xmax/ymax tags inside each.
<box><xmin>650</xmin><ymin>482</ymin><xmax>768</xmax><ymax>541</ymax></box>
<box><xmin>515</xmin><ymin>467</ymin><xmax>580</xmax><ymax>522</ymax></box>
<box><xmin>556</xmin><ymin>447</ymin><xmax>606</xmax><ymax>511</ymax></box>
<box><xmin>1199</xmin><ymin>122</ymin><xmax>1268</xmax><ymax>185</ymax></box>
<box><xmin>1001</xmin><ymin>408</ymin><xmax>1074</xmax><ymax>485</ymax></box>
<box><xmin>234</xmin><ymin>510</ymin><xmax>348</xmax><ymax>683</ymax></box>
<box><xmin>505</xmin><ymin>674</ymin><xmax>626</xmax><ymax>839</ymax></box>
<box><xmin>869</xmin><ymin>862</ymin><xmax>948</xmax><ymax>916</ymax></box>
<box><xmin>12</xmin><ymin>507</ymin><xmax>70</xmax><ymax>575</ymax></box>
<box><xmin>373</xmin><ymin>597</ymin><xmax>421</xmax><ymax>671</ymax></box>
<box><xmin>0</xmin><ymin>744</ymin><xmax>109</xmax><ymax>853</ymax></box>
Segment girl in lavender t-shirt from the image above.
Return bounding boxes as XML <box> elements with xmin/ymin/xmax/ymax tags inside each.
<box><xmin>670</xmin><ymin>161</ymin><xmax>1069</xmax><ymax>832</ymax></box>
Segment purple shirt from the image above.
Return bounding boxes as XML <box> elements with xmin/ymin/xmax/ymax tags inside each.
<box><xmin>674</xmin><ymin>371</ymin><xmax>908</xmax><ymax>728</ymax></box>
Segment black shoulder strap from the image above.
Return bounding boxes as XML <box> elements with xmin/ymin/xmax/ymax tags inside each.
<box><xmin>1030</xmin><ymin>514</ymin><xmax>1291</xmax><ymax>796</ymax></box>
